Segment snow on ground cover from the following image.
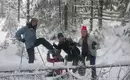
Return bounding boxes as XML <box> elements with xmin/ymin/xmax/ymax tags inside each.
<box><xmin>0</xmin><ymin>18</ymin><xmax>130</xmax><ymax>80</ymax></box>
<box><xmin>97</xmin><ymin>21</ymin><xmax>130</xmax><ymax>64</ymax></box>
<box><xmin>0</xmin><ymin>18</ymin><xmax>7</xmax><ymax>43</ymax></box>
<box><xmin>95</xmin><ymin>21</ymin><xmax>130</xmax><ymax>80</ymax></box>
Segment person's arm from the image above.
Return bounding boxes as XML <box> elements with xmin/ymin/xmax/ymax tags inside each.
<box><xmin>53</xmin><ymin>43</ymin><xmax>62</xmax><ymax>50</ymax></box>
<box><xmin>90</xmin><ymin>35</ymin><xmax>100</xmax><ymax>50</ymax></box>
<box><xmin>15</xmin><ymin>27</ymin><xmax>26</xmax><ymax>42</ymax></box>
<box><xmin>92</xmin><ymin>41</ymin><xmax>97</xmax><ymax>49</ymax></box>
<box><xmin>67</xmin><ymin>38</ymin><xmax>79</xmax><ymax>46</ymax></box>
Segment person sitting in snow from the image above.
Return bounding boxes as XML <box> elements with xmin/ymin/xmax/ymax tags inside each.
<box><xmin>15</xmin><ymin>18</ymin><xmax>56</xmax><ymax>63</ymax></box>
<box><xmin>78</xmin><ymin>26</ymin><xmax>99</xmax><ymax>79</ymax></box>
<box><xmin>47</xmin><ymin>49</ymin><xmax>64</xmax><ymax>76</ymax></box>
<box><xmin>53</xmin><ymin>33</ymin><xmax>81</xmax><ymax>73</ymax></box>
<box><xmin>47</xmin><ymin>49</ymin><xmax>64</xmax><ymax>63</ymax></box>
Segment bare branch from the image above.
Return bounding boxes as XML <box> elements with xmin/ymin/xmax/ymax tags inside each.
<box><xmin>117</xmin><ymin>67</ymin><xmax>122</xmax><ymax>80</ymax></box>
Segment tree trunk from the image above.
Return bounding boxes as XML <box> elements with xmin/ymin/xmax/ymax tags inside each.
<box><xmin>110</xmin><ymin>0</ymin><xmax>113</xmax><ymax>11</ymax></box>
<box><xmin>64</xmin><ymin>4</ymin><xmax>68</xmax><ymax>30</ymax></box>
<box><xmin>74</xmin><ymin>0</ymin><xmax>76</xmax><ymax>27</ymax></box>
<box><xmin>0</xmin><ymin>63</ymin><xmax>130</xmax><ymax>73</ymax></box>
<box><xmin>98</xmin><ymin>0</ymin><xmax>103</xmax><ymax>29</ymax></box>
<box><xmin>18</xmin><ymin>0</ymin><xmax>20</xmax><ymax>21</ymax></box>
<box><xmin>72</xmin><ymin>2</ymin><xmax>74</xmax><ymax>26</ymax></box>
<box><xmin>1</xmin><ymin>1</ymin><xmax>4</xmax><ymax>17</ymax></box>
<box><xmin>90</xmin><ymin>0</ymin><xmax>93</xmax><ymax>31</ymax></box>
<box><xmin>27</xmin><ymin>0</ymin><xmax>30</xmax><ymax>22</ymax></box>
<box><xmin>59</xmin><ymin>0</ymin><xmax>61</xmax><ymax>27</ymax></box>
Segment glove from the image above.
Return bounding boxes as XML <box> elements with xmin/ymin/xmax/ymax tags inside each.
<box><xmin>86</xmin><ymin>56</ymin><xmax>90</xmax><ymax>61</ymax></box>
<box><xmin>65</xmin><ymin>55</ymin><xmax>68</xmax><ymax>60</ymax></box>
<box><xmin>53</xmin><ymin>43</ymin><xmax>57</xmax><ymax>47</ymax></box>
<box><xmin>59</xmin><ymin>56</ymin><xmax>64</xmax><ymax>62</ymax></box>
<box><xmin>48</xmin><ymin>49</ymin><xmax>56</xmax><ymax>57</ymax></box>
<box><xmin>65</xmin><ymin>55</ymin><xmax>72</xmax><ymax>61</ymax></box>
<box><xmin>92</xmin><ymin>41</ymin><xmax>97</xmax><ymax>49</ymax></box>
<box><xmin>21</xmin><ymin>39</ymin><xmax>25</xmax><ymax>43</ymax></box>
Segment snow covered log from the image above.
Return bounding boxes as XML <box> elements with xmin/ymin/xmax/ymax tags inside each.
<box><xmin>0</xmin><ymin>63</ymin><xmax>130</xmax><ymax>73</ymax></box>
<box><xmin>0</xmin><ymin>72</ymin><xmax>46</xmax><ymax>77</ymax></box>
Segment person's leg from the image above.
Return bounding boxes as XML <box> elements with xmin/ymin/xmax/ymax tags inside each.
<box><xmin>34</xmin><ymin>38</ymin><xmax>53</xmax><ymax>50</ymax></box>
<box><xmin>72</xmin><ymin>46</ymin><xmax>80</xmax><ymax>56</ymax></box>
<box><xmin>64</xmin><ymin>55</ymin><xmax>73</xmax><ymax>76</ymax></box>
<box><xmin>90</xmin><ymin>55</ymin><xmax>96</xmax><ymax>80</ymax></box>
<box><xmin>81</xmin><ymin>56</ymin><xmax>85</xmax><ymax>66</ymax></box>
<box><xmin>77</xmin><ymin>56</ymin><xmax>86</xmax><ymax>76</ymax></box>
<box><xmin>34</xmin><ymin>38</ymin><xmax>56</xmax><ymax>56</ymax></box>
<box><xmin>72</xmin><ymin>59</ymin><xmax>78</xmax><ymax>73</ymax></box>
<box><xmin>81</xmin><ymin>52</ymin><xmax>87</xmax><ymax>66</ymax></box>
<box><xmin>27</xmin><ymin>47</ymin><xmax>35</xmax><ymax>63</ymax></box>
<box><xmin>86</xmin><ymin>53</ymin><xmax>91</xmax><ymax>61</ymax></box>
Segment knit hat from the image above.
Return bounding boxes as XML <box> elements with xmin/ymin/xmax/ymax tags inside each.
<box><xmin>81</xmin><ymin>26</ymin><xmax>87</xmax><ymax>31</ymax></box>
<box><xmin>81</xmin><ymin>26</ymin><xmax>88</xmax><ymax>37</ymax></box>
<box><xmin>57</xmin><ymin>33</ymin><xmax>64</xmax><ymax>38</ymax></box>
<box><xmin>31</xmin><ymin>18</ymin><xmax>38</xmax><ymax>23</ymax></box>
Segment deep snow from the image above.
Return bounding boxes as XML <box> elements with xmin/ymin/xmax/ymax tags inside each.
<box><xmin>0</xmin><ymin>18</ymin><xmax>130</xmax><ymax>80</ymax></box>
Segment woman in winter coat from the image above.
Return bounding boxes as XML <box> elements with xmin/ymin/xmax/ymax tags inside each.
<box><xmin>78</xmin><ymin>26</ymin><xmax>99</xmax><ymax>80</ymax></box>
<box><xmin>15</xmin><ymin>18</ymin><xmax>56</xmax><ymax>63</ymax></box>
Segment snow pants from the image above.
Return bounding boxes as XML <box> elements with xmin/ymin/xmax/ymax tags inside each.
<box><xmin>82</xmin><ymin>54</ymin><xmax>96</xmax><ymax>80</ymax></box>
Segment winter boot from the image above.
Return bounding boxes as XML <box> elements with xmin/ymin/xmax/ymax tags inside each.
<box><xmin>72</xmin><ymin>60</ymin><xmax>78</xmax><ymax>73</ymax></box>
<box><xmin>78</xmin><ymin>61</ymin><xmax>86</xmax><ymax>76</ymax></box>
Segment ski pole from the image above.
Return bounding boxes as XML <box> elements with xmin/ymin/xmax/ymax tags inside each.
<box><xmin>20</xmin><ymin>46</ymin><xmax>24</xmax><ymax>64</ymax></box>
<box><xmin>18</xmin><ymin>45</ymin><xmax>25</xmax><ymax>71</ymax></box>
<box><xmin>36</xmin><ymin>47</ymin><xmax>46</xmax><ymax>67</ymax></box>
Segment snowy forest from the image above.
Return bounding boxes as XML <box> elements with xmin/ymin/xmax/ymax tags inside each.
<box><xmin>0</xmin><ymin>0</ymin><xmax>130</xmax><ymax>80</ymax></box>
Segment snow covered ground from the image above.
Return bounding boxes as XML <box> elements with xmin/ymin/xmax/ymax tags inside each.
<box><xmin>0</xmin><ymin>18</ymin><xmax>130</xmax><ymax>80</ymax></box>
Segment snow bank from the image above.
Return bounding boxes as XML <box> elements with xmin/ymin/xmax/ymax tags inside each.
<box><xmin>0</xmin><ymin>18</ymin><xmax>130</xmax><ymax>80</ymax></box>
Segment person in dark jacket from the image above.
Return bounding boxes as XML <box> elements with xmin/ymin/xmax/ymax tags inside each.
<box><xmin>78</xmin><ymin>26</ymin><xmax>99</xmax><ymax>80</ymax></box>
<box><xmin>15</xmin><ymin>18</ymin><xmax>56</xmax><ymax>63</ymax></box>
<box><xmin>53</xmin><ymin>33</ymin><xmax>81</xmax><ymax>73</ymax></box>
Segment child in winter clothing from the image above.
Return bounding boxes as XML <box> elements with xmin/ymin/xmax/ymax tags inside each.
<box><xmin>15</xmin><ymin>18</ymin><xmax>56</xmax><ymax>63</ymax></box>
<box><xmin>78</xmin><ymin>26</ymin><xmax>99</xmax><ymax>80</ymax></box>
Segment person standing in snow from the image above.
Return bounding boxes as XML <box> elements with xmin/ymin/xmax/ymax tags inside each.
<box><xmin>53</xmin><ymin>33</ymin><xmax>81</xmax><ymax>73</ymax></box>
<box><xmin>78</xmin><ymin>26</ymin><xmax>99</xmax><ymax>80</ymax></box>
<box><xmin>15</xmin><ymin>18</ymin><xmax>56</xmax><ymax>63</ymax></box>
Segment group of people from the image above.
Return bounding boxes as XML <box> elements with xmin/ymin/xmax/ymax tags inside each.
<box><xmin>15</xmin><ymin>18</ymin><xmax>99</xmax><ymax>80</ymax></box>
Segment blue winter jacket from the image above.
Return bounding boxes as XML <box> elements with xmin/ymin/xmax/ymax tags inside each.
<box><xmin>15</xmin><ymin>26</ymin><xmax>37</xmax><ymax>49</ymax></box>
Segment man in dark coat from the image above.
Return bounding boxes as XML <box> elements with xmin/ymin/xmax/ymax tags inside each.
<box><xmin>53</xmin><ymin>33</ymin><xmax>81</xmax><ymax>73</ymax></box>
